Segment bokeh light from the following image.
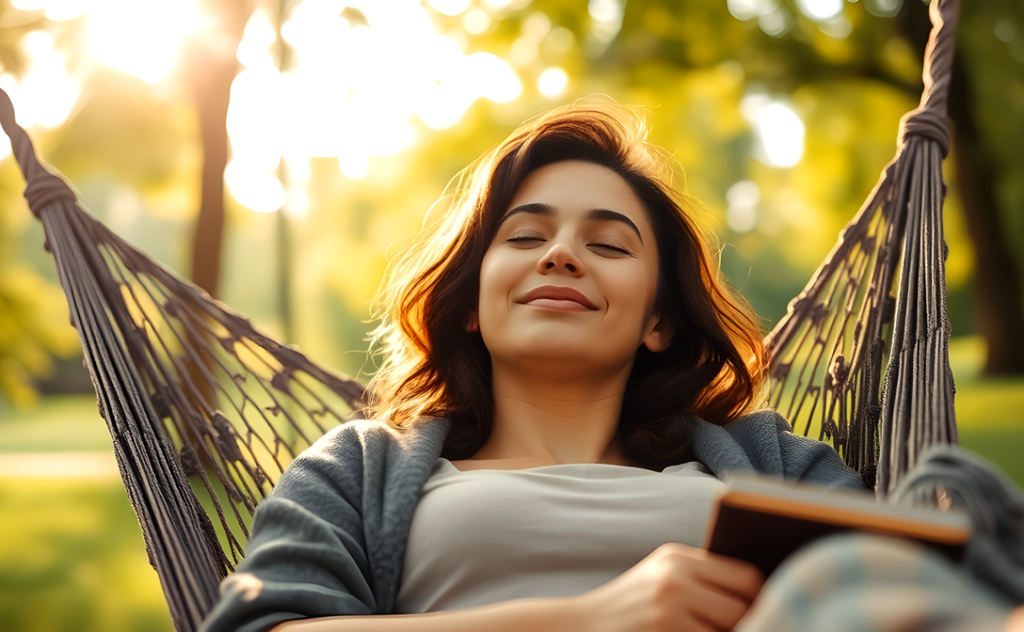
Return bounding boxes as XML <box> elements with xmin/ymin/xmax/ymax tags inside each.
<box><xmin>87</xmin><ymin>0</ymin><xmax>209</xmax><ymax>85</ymax></box>
<box><xmin>428</xmin><ymin>0</ymin><xmax>471</xmax><ymax>17</ymax></box>
<box><xmin>11</xmin><ymin>0</ymin><xmax>87</xmax><ymax>20</ymax></box>
<box><xmin>463</xmin><ymin>9</ymin><xmax>492</xmax><ymax>34</ymax></box>
<box><xmin>796</xmin><ymin>0</ymin><xmax>843</xmax><ymax>21</ymax></box>
<box><xmin>727</xmin><ymin>0</ymin><xmax>791</xmax><ymax>38</ymax></box>
<box><xmin>742</xmin><ymin>93</ymin><xmax>805</xmax><ymax>168</ymax></box>
<box><xmin>588</xmin><ymin>0</ymin><xmax>623</xmax><ymax>46</ymax></box>
<box><xmin>726</xmin><ymin>180</ymin><xmax>760</xmax><ymax>233</ymax></box>
<box><xmin>537</xmin><ymin>68</ymin><xmax>568</xmax><ymax>98</ymax></box>
<box><xmin>0</xmin><ymin>32</ymin><xmax>80</xmax><ymax>132</ymax></box>
<box><xmin>221</xmin><ymin>0</ymin><xmax>522</xmax><ymax>210</ymax></box>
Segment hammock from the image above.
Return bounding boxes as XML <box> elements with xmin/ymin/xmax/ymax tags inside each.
<box><xmin>0</xmin><ymin>0</ymin><xmax>959</xmax><ymax>630</ymax></box>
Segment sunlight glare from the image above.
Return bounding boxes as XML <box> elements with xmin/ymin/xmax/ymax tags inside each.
<box><xmin>225</xmin><ymin>160</ymin><xmax>286</xmax><ymax>213</ymax></box>
<box><xmin>339</xmin><ymin>155</ymin><xmax>368</xmax><ymax>179</ymax></box>
<box><xmin>796</xmin><ymin>0</ymin><xmax>843</xmax><ymax>21</ymax></box>
<box><xmin>428</xmin><ymin>0</ymin><xmax>471</xmax><ymax>16</ymax></box>
<box><xmin>12</xmin><ymin>0</ymin><xmax>87</xmax><ymax>20</ymax></box>
<box><xmin>742</xmin><ymin>94</ymin><xmax>805</xmax><ymax>168</ymax></box>
<box><xmin>537</xmin><ymin>68</ymin><xmax>568</xmax><ymax>98</ymax></box>
<box><xmin>0</xmin><ymin>32</ymin><xmax>81</xmax><ymax>130</ymax></box>
<box><xmin>727</xmin><ymin>0</ymin><xmax>777</xmax><ymax>21</ymax></box>
<box><xmin>759</xmin><ymin>103</ymin><xmax>805</xmax><ymax>167</ymax></box>
<box><xmin>87</xmin><ymin>0</ymin><xmax>208</xmax><ymax>84</ymax></box>
<box><xmin>225</xmin><ymin>0</ymin><xmax>527</xmax><ymax>190</ymax></box>
<box><xmin>588</xmin><ymin>0</ymin><xmax>621</xmax><ymax>22</ymax></box>
<box><xmin>470</xmin><ymin>53</ymin><xmax>522</xmax><ymax>103</ymax></box>
<box><xmin>463</xmin><ymin>10</ymin><xmax>492</xmax><ymax>34</ymax></box>
<box><xmin>237</xmin><ymin>9</ymin><xmax>278</xmax><ymax>71</ymax></box>
<box><xmin>588</xmin><ymin>0</ymin><xmax>623</xmax><ymax>43</ymax></box>
<box><xmin>227</xmin><ymin>68</ymin><xmax>284</xmax><ymax>172</ymax></box>
<box><xmin>356</xmin><ymin>0</ymin><xmax>434</xmax><ymax>34</ymax></box>
<box><xmin>284</xmin><ymin>155</ymin><xmax>311</xmax><ymax>219</ymax></box>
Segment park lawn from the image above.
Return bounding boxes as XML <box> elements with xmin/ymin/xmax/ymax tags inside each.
<box><xmin>951</xmin><ymin>378</ymin><xmax>1024</xmax><ymax>486</ymax></box>
<box><xmin>0</xmin><ymin>477</ymin><xmax>174</xmax><ymax>632</ymax></box>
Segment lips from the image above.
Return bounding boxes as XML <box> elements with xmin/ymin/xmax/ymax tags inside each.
<box><xmin>519</xmin><ymin>285</ymin><xmax>598</xmax><ymax>310</ymax></box>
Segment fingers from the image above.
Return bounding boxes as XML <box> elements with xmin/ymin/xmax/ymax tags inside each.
<box><xmin>653</xmin><ymin>543</ymin><xmax>765</xmax><ymax>601</ymax></box>
<box><xmin>690</xmin><ymin>554</ymin><xmax>764</xmax><ymax>601</ymax></box>
<box><xmin>684</xmin><ymin>582</ymin><xmax>753</xmax><ymax>630</ymax></box>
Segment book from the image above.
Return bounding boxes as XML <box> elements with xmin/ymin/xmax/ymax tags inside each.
<box><xmin>703</xmin><ymin>474</ymin><xmax>971</xmax><ymax>577</ymax></box>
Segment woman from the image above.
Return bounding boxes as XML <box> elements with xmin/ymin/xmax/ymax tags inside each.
<box><xmin>200</xmin><ymin>102</ymin><xmax>1012</xmax><ymax>632</ymax></box>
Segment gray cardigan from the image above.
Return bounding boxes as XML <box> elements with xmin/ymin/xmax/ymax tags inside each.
<box><xmin>201</xmin><ymin>410</ymin><xmax>866</xmax><ymax>632</ymax></box>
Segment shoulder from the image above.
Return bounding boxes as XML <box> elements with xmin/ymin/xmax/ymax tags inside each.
<box><xmin>267</xmin><ymin>416</ymin><xmax>451</xmax><ymax>510</ymax></box>
<box><xmin>693</xmin><ymin>409</ymin><xmax>866</xmax><ymax>490</ymax></box>
<box><xmin>287</xmin><ymin>417</ymin><xmax>451</xmax><ymax>475</ymax></box>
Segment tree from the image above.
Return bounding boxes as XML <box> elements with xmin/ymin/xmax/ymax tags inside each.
<box><xmin>183</xmin><ymin>0</ymin><xmax>254</xmax><ymax>299</ymax></box>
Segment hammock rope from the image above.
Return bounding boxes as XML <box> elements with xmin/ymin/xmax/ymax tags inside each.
<box><xmin>1</xmin><ymin>90</ymin><xmax>366</xmax><ymax>631</ymax></box>
<box><xmin>766</xmin><ymin>0</ymin><xmax>959</xmax><ymax>495</ymax></box>
<box><xmin>0</xmin><ymin>0</ymin><xmax>960</xmax><ymax>629</ymax></box>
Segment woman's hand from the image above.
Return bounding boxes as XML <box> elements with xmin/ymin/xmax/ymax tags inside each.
<box><xmin>569</xmin><ymin>542</ymin><xmax>765</xmax><ymax>632</ymax></box>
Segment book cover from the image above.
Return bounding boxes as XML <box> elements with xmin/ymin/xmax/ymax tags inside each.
<box><xmin>704</xmin><ymin>474</ymin><xmax>971</xmax><ymax>577</ymax></box>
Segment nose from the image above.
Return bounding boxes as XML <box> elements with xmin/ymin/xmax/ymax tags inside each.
<box><xmin>537</xmin><ymin>242</ymin><xmax>585</xmax><ymax>277</ymax></box>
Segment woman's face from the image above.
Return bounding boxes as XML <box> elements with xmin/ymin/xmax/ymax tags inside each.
<box><xmin>476</xmin><ymin>160</ymin><xmax>670</xmax><ymax>377</ymax></box>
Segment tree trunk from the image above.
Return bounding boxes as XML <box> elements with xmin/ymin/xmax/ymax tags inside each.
<box><xmin>899</xmin><ymin>0</ymin><xmax>1024</xmax><ymax>374</ymax></box>
<box><xmin>184</xmin><ymin>0</ymin><xmax>253</xmax><ymax>299</ymax></box>
<box><xmin>947</xmin><ymin>58</ymin><xmax>1024</xmax><ymax>374</ymax></box>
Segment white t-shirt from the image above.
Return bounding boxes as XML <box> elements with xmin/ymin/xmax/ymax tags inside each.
<box><xmin>395</xmin><ymin>458</ymin><xmax>727</xmax><ymax>614</ymax></box>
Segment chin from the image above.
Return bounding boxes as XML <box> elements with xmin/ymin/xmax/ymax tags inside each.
<box><xmin>511</xmin><ymin>336</ymin><xmax>624</xmax><ymax>369</ymax></box>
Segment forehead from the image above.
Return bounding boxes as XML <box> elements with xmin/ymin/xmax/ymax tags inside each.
<box><xmin>508</xmin><ymin>160</ymin><xmax>647</xmax><ymax>222</ymax></box>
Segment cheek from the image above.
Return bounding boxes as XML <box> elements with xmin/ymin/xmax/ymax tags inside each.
<box><xmin>603</xmin><ymin>261</ymin><xmax>659</xmax><ymax>317</ymax></box>
<box><xmin>478</xmin><ymin>249</ymin><xmax>518</xmax><ymax>315</ymax></box>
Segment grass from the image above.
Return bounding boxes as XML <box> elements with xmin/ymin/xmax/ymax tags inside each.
<box><xmin>0</xmin><ymin>336</ymin><xmax>1021</xmax><ymax>631</ymax></box>
<box><xmin>0</xmin><ymin>478</ymin><xmax>173</xmax><ymax>632</ymax></box>
<box><xmin>0</xmin><ymin>396</ymin><xmax>113</xmax><ymax>453</ymax></box>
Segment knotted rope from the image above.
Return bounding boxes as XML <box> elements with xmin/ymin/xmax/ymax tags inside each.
<box><xmin>0</xmin><ymin>89</ymin><xmax>77</xmax><ymax>215</ymax></box>
<box><xmin>898</xmin><ymin>0</ymin><xmax>960</xmax><ymax>157</ymax></box>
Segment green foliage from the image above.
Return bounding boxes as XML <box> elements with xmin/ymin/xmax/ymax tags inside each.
<box><xmin>0</xmin><ymin>160</ymin><xmax>79</xmax><ymax>408</ymax></box>
<box><xmin>3</xmin><ymin>0</ymin><xmax>1023</xmax><ymax>390</ymax></box>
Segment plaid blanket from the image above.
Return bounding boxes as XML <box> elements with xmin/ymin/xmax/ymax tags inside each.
<box><xmin>738</xmin><ymin>532</ymin><xmax>1012</xmax><ymax>631</ymax></box>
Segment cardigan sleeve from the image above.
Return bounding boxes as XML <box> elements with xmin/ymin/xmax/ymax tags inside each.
<box><xmin>200</xmin><ymin>418</ymin><xmax>449</xmax><ymax>632</ymax></box>
<box><xmin>200</xmin><ymin>423</ymin><xmax>379</xmax><ymax>632</ymax></box>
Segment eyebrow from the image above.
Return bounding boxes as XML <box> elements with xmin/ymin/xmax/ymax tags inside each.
<box><xmin>502</xmin><ymin>202</ymin><xmax>644</xmax><ymax>243</ymax></box>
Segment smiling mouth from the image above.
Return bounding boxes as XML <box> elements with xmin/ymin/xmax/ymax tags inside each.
<box><xmin>519</xmin><ymin>285</ymin><xmax>598</xmax><ymax>311</ymax></box>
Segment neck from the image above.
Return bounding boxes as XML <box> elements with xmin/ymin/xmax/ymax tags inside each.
<box><xmin>471</xmin><ymin>363</ymin><xmax>635</xmax><ymax>466</ymax></box>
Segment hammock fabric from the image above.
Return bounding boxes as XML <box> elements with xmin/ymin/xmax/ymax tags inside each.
<box><xmin>0</xmin><ymin>0</ymin><xmax>959</xmax><ymax>630</ymax></box>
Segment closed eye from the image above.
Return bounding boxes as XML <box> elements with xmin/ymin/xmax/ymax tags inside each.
<box><xmin>507</xmin><ymin>235</ymin><xmax>545</xmax><ymax>245</ymax></box>
<box><xmin>589</xmin><ymin>243</ymin><xmax>633</xmax><ymax>256</ymax></box>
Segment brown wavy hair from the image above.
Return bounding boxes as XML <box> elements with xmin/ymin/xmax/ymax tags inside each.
<box><xmin>365</xmin><ymin>100</ymin><xmax>769</xmax><ymax>468</ymax></box>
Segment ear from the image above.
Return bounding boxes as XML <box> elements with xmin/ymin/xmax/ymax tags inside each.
<box><xmin>642</xmin><ymin>314</ymin><xmax>673</xmax><ymax>353</ymax></box>
<box><xmin>464</xmin><ymin>310</ymin><xmax>479</xmax><ymax>333</ymax></box>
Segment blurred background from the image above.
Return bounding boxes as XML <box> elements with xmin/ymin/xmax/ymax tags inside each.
<box><xmin>0</xmin><ymin>0</ymin><xmax>1021</xmax><ymax>629</ymax></box>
